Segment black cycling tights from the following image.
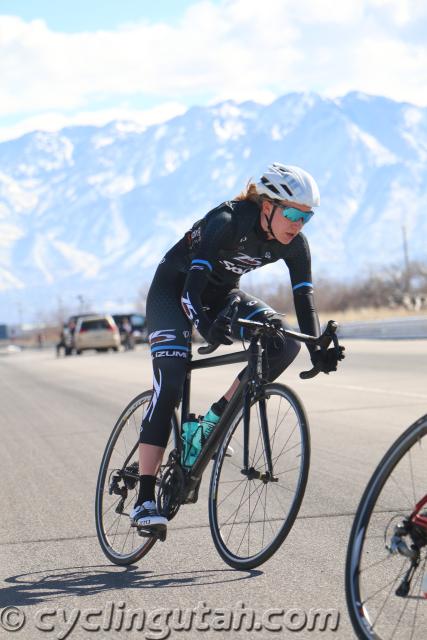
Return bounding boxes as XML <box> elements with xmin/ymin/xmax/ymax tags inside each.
<box><xmin>140</xmin><ymin>261</ymin><xmax>301</xmax><ymax>448</ymax></box>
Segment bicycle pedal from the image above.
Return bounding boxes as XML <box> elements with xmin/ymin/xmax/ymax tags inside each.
<box><xmin>137</xmin><ymin>525</ymin><xmax>167</xmax><ymax>542</ymax></box>
<box><xmin>157</xmin><ymin>530</ymin><xmax>167</xmax><ymax>542</ymax></box>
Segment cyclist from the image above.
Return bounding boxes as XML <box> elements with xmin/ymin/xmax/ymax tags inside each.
<box><xmin>130</xmin><ymin>163</ymin><xmax>344</xmax><ymax>530</ymax></box>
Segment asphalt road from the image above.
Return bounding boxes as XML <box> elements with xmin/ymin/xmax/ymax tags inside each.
<box><xmin>1</xmin><ymin>340</ymin><xmax>426</xmax><ymax>639</ymax></box>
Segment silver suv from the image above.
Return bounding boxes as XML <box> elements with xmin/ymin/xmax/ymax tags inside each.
<box><xmin>74</xmin><ymin>315</ymin><xmax>120</xmax><ymax>354</ymax></box>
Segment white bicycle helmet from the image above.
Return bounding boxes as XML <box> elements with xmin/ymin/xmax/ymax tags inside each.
<box><xmin>256</xmin><ymin>163</ymin><xmax>320</xmax><ymax>208</ymax></box>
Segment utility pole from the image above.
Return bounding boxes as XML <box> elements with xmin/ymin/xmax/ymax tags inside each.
<box><xmin>402</xmin><ymin>224</ymin><xmax>410</xmax><ymax>292</ymax></box>
<box><xmin>16</xmin><ymin>301</ymin><xmax>23</xmax><ymax>327</ymax></box>
<box><xmin>77</xmin><ymin>294</ymin><xmax>85</xmax><ymax>314</ymax></box>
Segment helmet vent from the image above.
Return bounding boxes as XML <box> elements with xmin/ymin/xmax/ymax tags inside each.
<box><xmin>281</xmin><ymin>183</ymin><xmax>293</xmax><ymax>196</ymax></box>
<box><xmin>260</xmin><ymin>177</ymin><xmax>280</xmax><ymax>195</ymax></box>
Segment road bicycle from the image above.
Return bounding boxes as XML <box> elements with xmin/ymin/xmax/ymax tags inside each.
<box><xmin>95</xmin><ymin>297</ymin><xmax>342</xmax><ymax>569</ymax></box>
<box><xmin>346</xmin><ymin>413</ymin><xmax>427</xmax><ymax>639</ymax></box>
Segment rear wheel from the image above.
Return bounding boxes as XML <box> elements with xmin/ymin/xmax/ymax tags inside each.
<box><xmin>346</xmin><ymin>414</ymin><xmax>427</xmax><ymax>639</ymax></box>
<box><xmin>95</xmin><ymin>391</ymin><xmax>179</xmax><ymax>565</ymax></box>
<box><xmin>209</xmin><ymin>383</ymin><xmax>310</xmax><ymax>569</ymax></box>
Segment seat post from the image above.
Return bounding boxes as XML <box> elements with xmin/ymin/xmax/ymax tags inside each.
<box><xmin>180</xmin><ymin>338</ymin><xmax>193</xmax><ymax>425</ymax></box>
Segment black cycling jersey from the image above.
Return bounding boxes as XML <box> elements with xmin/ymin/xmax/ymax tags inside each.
<box><xmin>163</xmin><ymin>199</ymin><xmax>320</xmax><ymax>343</ymax></box>
<box><xmin>139</xmin><ymin>198</ymin><xmax>320</xmax><ymax>449</ymax></box>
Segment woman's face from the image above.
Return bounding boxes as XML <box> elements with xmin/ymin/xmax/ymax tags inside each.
<box><xmin>261</xmin><ymin>199</ymin><xmax>311</xmax><ymax>244</ymax></box>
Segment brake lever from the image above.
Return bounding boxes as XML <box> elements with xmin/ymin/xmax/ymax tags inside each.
<box><xmin>197</xmin><ymin>343</ymin><xmax>220</xmax><ymax>355</ymax></box>
<box><xmin>299</xmin><ymin>320</ymin><xmax>339</xmax><ymax>380</ymax></box>
<box><xmin>300</xmin><ymin>364</ymin><xmax>322</xmax><ymax>380</ymax></box>
<box><xmin>217</xmin><ymin>294</ymin><xmax>241</xmax><ymax>323</ymax></box>
<box><xmin>201</xmin><ymin>294</ymin><xmax>241</xmax><ymax>352</ymax></box>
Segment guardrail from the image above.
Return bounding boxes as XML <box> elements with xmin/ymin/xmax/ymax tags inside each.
<box><xmin>337</xmin><ymin>316</ymin><xmax>427</xmax><ymax>339</ymax></box>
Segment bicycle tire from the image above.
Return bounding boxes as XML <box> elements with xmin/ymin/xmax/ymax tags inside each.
<box><xmin>95</xmin><ymin>390</ymin><xmax>179</xmax><ymax>565</ymax></box>
<box><xmin>208</xmin><ymin>382</ymin><xmax>310</xmax><ymax>569</ymax></box>
<box><xmin>345</xmin><ymin>414</ymin><xmax>427</xmax><ymax>640</ymax></box>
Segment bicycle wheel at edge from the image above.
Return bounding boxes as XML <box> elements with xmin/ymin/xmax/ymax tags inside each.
<box><xmin>345</xmin><ymin>414</ymin><xmax>427</xmax><ymax>640</ymax></box>
<box><xmin>95</xmin><ymin>390</ymin><xmax>179</xmax><ymax>565</ymax></box>
<box><xmin>208</xmin><ymin>382</ymin><xmax>310</xmax><ymax>569</ymax></box>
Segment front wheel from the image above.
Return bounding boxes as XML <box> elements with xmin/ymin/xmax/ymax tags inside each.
<box><xmin>95</xmin><ymin>391</ymin><xmax>179</xmax><ymax>565</ymax></box>
<box><xmin>345</xmin><ymin>414</ymin><xmax>427</xmax><ymax>640</ymax></box>
<box><xmin>208</xmin><ymin>383</ymin><xmax>310</xmax><ymax>569</ymax></box>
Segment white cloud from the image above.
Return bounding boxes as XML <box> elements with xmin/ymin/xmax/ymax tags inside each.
<box><xmin>351</xmin><ymin>36</ymin><xmax>427</xmax><ymax>105</ymax></box>
<box><xmin>0</xmin><ymin>103</ymin><xmax>187</xmax><ymax>142</ymax></box>
<box><xmin>0</xmin><ymin>4</ymin><xmax>300</xmax><ymax>117</ymax></box>
<box><xmin>286</xmin><ymin>0</ymin><xmax>364</xmax><ymax>23</ymax></box>
<box><xmin>369</xmin><ymin>0</ymin><xmax>427</xmax><ymax>26</ymax></box>
<box><xmin>0</xmin><ymin>0</ymin><xmax>427</xmax><ymax>141</ymax></box>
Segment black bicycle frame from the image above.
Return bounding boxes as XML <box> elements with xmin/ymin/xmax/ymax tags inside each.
<box><xmin>180</xmin><ymin>334</ymin><xmax>271</xmax><ymax>493</ymax></box>
<box><xmin>121</xmin><ymin>318</ymin><xmax>338</xmax><ymax>490</ymax></box>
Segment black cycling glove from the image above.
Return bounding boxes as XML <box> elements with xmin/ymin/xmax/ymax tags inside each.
<box><xmin>310</xmin><ymin>345</ymin><xmax>345</xmax><ymax>374</ymax></box>
<box><xmin>207</xmin><ymin>316</ymin><xmax>233</xmax><ymax>346</ymax></box>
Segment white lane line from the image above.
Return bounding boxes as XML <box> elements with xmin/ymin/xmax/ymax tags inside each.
<box><xmin>312</xmin><ymin>382</ymin><xmax>427</xmax><ymax>400</ymax></box>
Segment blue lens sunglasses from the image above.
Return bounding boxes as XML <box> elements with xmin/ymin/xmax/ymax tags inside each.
<box><xmin>275</xmin><ymin>204</ymin><xmax>314</xmax><ymax>225</ymax></box>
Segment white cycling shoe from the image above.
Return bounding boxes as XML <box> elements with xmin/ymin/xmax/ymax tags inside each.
<box><xmin>130</xmin><ymin>500</ymin><xmax>167</xmax><ymax>529</ymax></box>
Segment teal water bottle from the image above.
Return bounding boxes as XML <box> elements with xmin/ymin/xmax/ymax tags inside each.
<box><xmin>200</xmin><ymin>408</ymin><xmax>220</xmax><ymax>444</ymax></box>
<box><xmin>181</xmin><ymin>413</ymin><xmax>202</xmax><ymax>468</ymax></box>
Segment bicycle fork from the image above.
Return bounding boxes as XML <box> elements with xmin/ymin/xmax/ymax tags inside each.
<box><xmin>240</xmin><ymin>336</ymin><xmax>278</xmax><ymax>484</ymax></box>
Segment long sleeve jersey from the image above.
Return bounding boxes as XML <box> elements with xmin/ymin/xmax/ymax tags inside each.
<box><xmin>162</xmin><ymin>199</ymin><xmax>320</xmax><ymax>345</ymax></box>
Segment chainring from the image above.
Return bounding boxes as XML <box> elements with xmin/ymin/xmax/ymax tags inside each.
<box><xmin>157</xmin><ymin>452</ymin><xmax>186</xmax><ymax>521</ymax></box>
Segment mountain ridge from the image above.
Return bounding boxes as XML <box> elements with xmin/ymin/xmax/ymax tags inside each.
<box><xmin>1</xmin><ymin>91</ymin><xmax>426</xmax><ymax>323</ymax></box>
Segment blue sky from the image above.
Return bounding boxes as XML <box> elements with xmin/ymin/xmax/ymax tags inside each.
<box><xmin>0</xmin><ymin>0</ymin><xmax>211</xmax><ymax>31</ymax></box>
<box><xmin>1</xmin><ymin>0</ymin><xmax>427</xmax><ymax>141</ymax></box>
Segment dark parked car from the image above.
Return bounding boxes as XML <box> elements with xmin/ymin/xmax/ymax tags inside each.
<box><xmin>112</xmin><ymin>313</ymin><xmax>148</xmax><ymax>345</ymax></box>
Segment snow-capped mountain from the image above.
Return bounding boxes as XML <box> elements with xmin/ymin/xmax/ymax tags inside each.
<box><xmin>1</xmin><ymin>91</ymin><xmax>427</xmax><ymax>323</ymax></box>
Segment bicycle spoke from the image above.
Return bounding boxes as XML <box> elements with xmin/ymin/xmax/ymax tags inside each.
<box><xmin>275</xmin><ymin>464</ymin><xmax>302</xmax><ymax>476</ymax></box>
<box><xmin>221</xmin><ymin>480</ymin><xmax>265</xmax><ymax>528</ymax></box>
<box><xmin>110</xmin><ymin>507</ymin><xmax>123</xmax><ymax>546</ymax></box>
<box><xmin>216</xmin><ymin>477</ymin><xmax>247</xmax><ymax>508</ymax></box>
<box><xmin>362</xmin><ymin>559</ymin><xmax>408</xmax><ymax>607</ymax></box>
<box><xmin>106</xmin><ymin>491</ymin><xmax>134</xmax><ymax>537</ymax></box>
<box><xmin>410</xmin><ymin>555</ymin><xmax>427</xmax><ymax>640</ymax></box>
<box><xmin>271</xmin><ymin>423</ymin><xmax>299</xmax><ymax>466</ymax></box>
<box><xmin>121</xmin><ymin>521</ymin><xmax>133</xmax><ymax>554</ymax></box>
<box><xmin>262</xmin><ymin>483</ymin><xmax>267</xmax><ymax>549</ymax></box>
<box><xmin>378</xmin><ymin>472</ymin><xmax>416</xmax><ymax>512</ymax></box>
<box><xmin>131</xmin><ymin>411</ymin><xmax>139</xmax><ymax>440</ymax></box>
<box><xmin>252</xmin><ymin>406</ymin><xmax>298</xmax><ymax>471</ymax></box>
<box><xmin>274</xmin><ymin>480</ymin><xmax>300</xmax><ymax>495</ymax></box>
<box><xmin>270</xmin><ymin>396</ymin><xmax>284</xmax><ymax>453</ymax></box>
<box><xmin>235</xmin><ymin>480</ymin><xmax>268</xmax><ymax>555</ymax></box>
<box><xmin>268</xmin><ymin>482</ymin><xmax>295</xmax><ymax>513</ymax></box>
<box><xmin>360</xmin><ymin>553</ymin><xmax>397</xmax><ymax>574</ymax></box>
<box><xmin>390</xmin><ymin>589</ymin><xmax>411</xmax><ymax>639</ymax></box>
<box><xmin>224</xmin><ymin>482</ymin><xmax>250</xmax><ymax>546</ymax></box>
<box><xmin>250</xmin><ymin>403</ymin><xmax>264</xmax><ymax>468</ymax></box>
<box><xmin>101</xmin><ymin>494</ymin><xmax>122</xmax><ymax>517</ymax></box>
<box><xmin>408</xmin><ymin>448</ymin><xmax>416</xmax><ymax>507</ymax></box>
